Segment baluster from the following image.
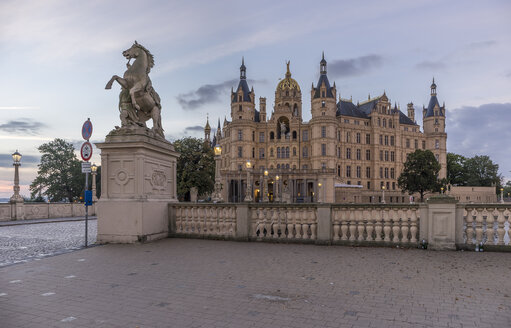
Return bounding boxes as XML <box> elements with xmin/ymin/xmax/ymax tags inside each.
<box><xmin>348</xmin><ymin>209</ymin><xmax>356</xmax><ymax>241</ymax></box>
<box><xmin>341</xmin><ymin>208</ymin><xmax>348</xmax><ymax>240</ymax></box>
<box><xmin>465</xmin><ymin>209</ymin><xmax>474</xmax><ymax>244</ymax></box>
<box><xmin>356</xmin><ymin>210</ymin><xmax>365</xmax><ymax>241</ymax></box>
<box><xmin>486</xmin><ymin>209</ymin><xmax>496</xmax><ymax>245</ymax></box>
<box><xmin>475</xmin><ymin>209</ymin><xmax>484</xmax><ymax>245</ymax></box>
<box><xmin>302</xmin><ymin>210</ymin><xmax>309</xmax><ymax>239</ymax></box>
<box><xmin>392</xmin><ymin>209</ymin><xmax>401</xmax><ymax>243</ymax></box>
<box><xmin>253</xmin><ymin>207</ymin><xmax>260</xmax><ymax>237</ymax></box>
<box><xmin>496</xmin><ymin>208</ymin><xmax>505</xmax><ymax>245</ymax></box>
<box><xmin>383</xmin><ymin>208</ymin><xmax>391</xmax><ymax>242</ymax></box>
<box><xmin>175</xmin><ymin>207</ymin><xmax>182</xmax><ymax>233</ymax></box>
<box><xmin>310</xmin><ymin>208</ymin><xmax>317</xmax><ymax>240</ymax></box>
<box><xmin>333</xmin><ymin>210</ymin><xmax>340</xmax><ymax>241</ymax></box>
<box><xmin>184</xmin><ymin>207</ymin><xmax>190</xmax><ymax>232</ymax></box>
<box><xmin>364</xmin><ymin>209</ymin><xmax>374</xmax><ymax>241</ymax></box>
<box><xmin>270</xmin><ymin>210</ymin><xmax>277</xmax><ymax>238</ymax></box>
<box><xmin>196</xmin><ymin>207</ymin><xmax>203</xmax><ymax>235</ymax></box>
<box><xmin>373</xmin><ymin>209</ymin><xmax>382</xmax><ymax>241</ymax></box>
<box><xmin>287</xmin><ymin>209</ymin><xmax>294</xmax><ymax>239</ymax></box>
<box><xmin>229</xmin><ymin>207</ymin><xmax>236</xmax><ymax>236</ymax></box>
<box><xmin>410</xmin><ymin>209</ymin><xmax>418</xmax><ymax>243</ymax></box>
<box><xmin>401</xmin><ymin>209</ymin><xmax>410</xmax><ymax>243</ymax></box>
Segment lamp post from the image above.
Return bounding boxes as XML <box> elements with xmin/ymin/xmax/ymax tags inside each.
<box><xmin>263</xmin><ymin>170</ymin><xmax>269</xmax><ymax>202</ymax></box>
<box><xmin>440</xmin><ymin>187</ymin><xmax>444</xmax><ymax>195</ymax></box>
<box><xmin>10</xmin><ymin>150</ymin><xmax>23</xmax><ymax>203</ymax></box>
<box><xmin>500</xmin><ymin>188</ymin><xmax>504</xmax><ymax>204</ymax></box>
<box><xmin>275</xmin><ymin>175</ymin><xmax>280</xmax><ymax>202</ymax></box>
<box><xmin>244</xmin><ymin>160</ymin><xmax>253</xmax><ymax>202</ymax></box>
<box><xmin>381</xmin><ymin>185</ymin><xmax>386</xmax><ymax>204</ymax></box>
<box><xmin>91</xmin><ymin>163</ymin><xmax>98</xmax><ymax>202</ymax></box>
<box><xmin>318</xmin><ymin>182</ymin><xmax>323</xmax><ymax>203</ymax></box>
<box><xmin>212</xmin><ymin>145</ymin><xmax>224</xmax><ymax>202</ymax></box>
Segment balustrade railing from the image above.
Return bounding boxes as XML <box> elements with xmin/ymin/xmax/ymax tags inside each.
<box><xmin>463</xmin><ymin>206</ymin><xmax>511</xmax><ymax>246</ymax></box>
<box><xmin>332</xmin><ymin>206</ymin><xmax>420</xmax><ymax>244</ymax></box>
<box><xmin>174</xmin><ymin>205</ymin><xmax>237</xmax><ymax>238</ymax></box>
<box><xmin>250</xmin><ymin>205</ymin><xmax>317</xmax><ymax>240</ymax></box>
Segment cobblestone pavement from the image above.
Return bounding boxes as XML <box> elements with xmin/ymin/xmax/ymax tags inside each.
<box><xmin>0</xmin><ymin>219</ymin><xmax>97</xmax><ymax>267</ymax></box>
<box><xmin>0</xmin><ymin>239</ymin><xmax>510</xmax><ymax>328</ymax></box>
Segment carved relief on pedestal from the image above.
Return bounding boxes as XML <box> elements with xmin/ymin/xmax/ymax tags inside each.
<box><xmin>150</xmin><ymin>170</ymin><xmax>167</xmax><ymax>191</ymax></box>
<box><xmin>109</xmin><ymin>159</ymin><xmax>136</xmax><ymax>196</ymax></box>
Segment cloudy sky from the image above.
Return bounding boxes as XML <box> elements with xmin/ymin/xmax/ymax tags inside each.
<box><xmin>0</xmin><ymin>0</ymin><xmax>510</xmax><ymax>198</ymax></box>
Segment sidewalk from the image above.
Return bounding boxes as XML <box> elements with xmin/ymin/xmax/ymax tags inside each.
<box><xmin>0</xmin><ymin>216</ymin><xmax>97</xmax><ymax>227</ymax></box>
<box><xmin>1</xmin><ymin>238</ymin><xmax>510</xmax><ymax>328</ymax></box>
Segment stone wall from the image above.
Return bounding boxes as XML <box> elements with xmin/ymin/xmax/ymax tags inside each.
<box><xmin>0</xmin><ymin>203</ymin><xmax>96</xmax><ymax>221</ymax></box>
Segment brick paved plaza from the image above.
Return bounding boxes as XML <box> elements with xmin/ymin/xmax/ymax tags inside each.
<box><xmin>1</xmin><ymin>238</ymin><xmax>510</xmax><ymax>328</ymax></box>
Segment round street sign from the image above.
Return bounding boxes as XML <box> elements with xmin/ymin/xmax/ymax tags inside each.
<box><xmin>81</xmin><ymin>141</ymin><xmax>93</xmax><ymax>161</ymax></box>
<box><xmin>82</xmin><ymin>119</ymin><xmax>93</xmax><ymax>140</ymax></box>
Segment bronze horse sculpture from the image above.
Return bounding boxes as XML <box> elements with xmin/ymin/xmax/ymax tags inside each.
<box><xmin>105</xmin><ymin>41</ymin><xmax>164</xmax><ymax>138</ymax></box>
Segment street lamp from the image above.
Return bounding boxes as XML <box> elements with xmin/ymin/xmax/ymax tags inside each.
<box><xmin>275</xmin><ymin>175</ymin><xmax>280</xmax><ymax>202</ymax></box>
<box><xmin>212</xmin><ymin>144</ymin><xmax>224</xmax><ymax>202</ymax></box>
<box><xmin>500</xmin><ymin>188</ymin><xmax>504</xmax><ymax>204</ymax></box>
<box><xmin>91</xmin><ymin>163</ymin><xmax>98</xmax><ymax>202</ymax></box>
<box><xmin>318</xmin><ymin>182</ymin><xmax>323</xmax><ymax>203</ymax></box>
<box><xmin>244</xmin><ymin>160</ymin><xmax>253</xmax><ymax>202</ymax></box>
<box><xmin>440</xmin><ymin>187</ymin><xmax>444</xmax><ymax>195</ymax></box>
<box><xmin>262</xmin><ymin>169</ymin><xmax>269</xmax><ymax>202</ymax></box>
<box><xmin>381</xmin><ymin>185</ymin><xmax>386</xmax><ymax>204</ymax></box>
<box><xmin>10</xmin><ymin>150</ymin><xmax>23</xmax><ymax>203</ymax></box>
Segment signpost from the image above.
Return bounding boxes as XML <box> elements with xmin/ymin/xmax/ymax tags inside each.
<box><xmin>81</xmin><ymin>118</ymin><xmax>93</xmax><ymax>248</ymax></box>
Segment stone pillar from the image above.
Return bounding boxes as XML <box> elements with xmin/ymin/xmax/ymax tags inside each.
<box><xmin>95</xmin><ymin>131</ymin><xmax>179</xmax><ymax>243</ymax></box>
<box><xmin>236</xmin><ymin>204</ymin><xmax>250</xmax><ymax>240</ymax></box>
<box><xmin>315</xmin><ymin>204</ymin><xmax>331</xmax><ymax>245</ymax></box>
<box><xmin>423</xmin><ymin>196</ymin><xmax>458</xmax><ymax>250</ymax></box>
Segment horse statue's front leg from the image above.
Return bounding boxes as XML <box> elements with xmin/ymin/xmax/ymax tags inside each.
<box><xmin>105</xmin><ymin>75</ymin><xmax>128</xmax><ymax>90</ymax></box>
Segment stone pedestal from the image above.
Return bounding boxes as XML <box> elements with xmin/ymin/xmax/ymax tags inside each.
<box><xmin>422</xmin><ymin>196</ymin><xmax>458</xmax><ymax>250</ymax></box>
<box><xmin>95</xmin><ymin>128</ymin><xmax>179</xmax><ymax>243</ymax></box>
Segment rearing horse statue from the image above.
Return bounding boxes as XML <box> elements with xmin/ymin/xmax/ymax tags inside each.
<box><xmin>105</xmin><ymin>41</ymin><xmax>164</xmax><ymax>138</ymax></box>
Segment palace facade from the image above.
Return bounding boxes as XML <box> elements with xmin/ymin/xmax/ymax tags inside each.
<box><xmin>204</xmin><ymin>55</ymin><xmax>447</xmax><ymax>203</ymax></box>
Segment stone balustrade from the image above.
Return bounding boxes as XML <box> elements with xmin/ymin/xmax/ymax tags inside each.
<box><xmin>331</xmin><ymin>205</ymin><xmax>420</xmax><ymax>245</ymax></box>
<box><xmin>0</xmin><ymin>202</ymin><xmax>96</xmax><ymax>221</ymax></box>
<box><xmin>462</xmin><ymin>205</ymin><xmax>511</xmax><ymax>246</ymax></box>
<box><xmin>250</xmin><ymin>205</ymin><xmax>317</xmax><ymax>240</ymax></box>
<box><xmin>172</xmin><ymin>204</ymin><xmax>237</xmax><ymax>238</ymax></box>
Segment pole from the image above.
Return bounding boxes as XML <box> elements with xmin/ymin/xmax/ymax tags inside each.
<box><xmin>85</xmin><ymin>171</ymin><xmax>89</xmax><ymax>248</ymax></box>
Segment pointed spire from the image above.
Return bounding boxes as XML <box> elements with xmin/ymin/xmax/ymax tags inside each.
<box><xmin>368</xmin><ymin>93</ymin><xmax>371</xmax><ymax>100</ymax></box>
<box><xmin>217</xmin><ymin>118</ymin><xmax>221</xmax><ymax>130</ymax></box>
<box><xmin>383</xmin><ymin>90</ymin><xmax>386</xmax><ymax>97</ymax></box>
<box><xmin>430</xmin><ymin>77</ymin><xmax>437</xmax><ymax>96</ymax></box>
<box><xmin>285</xmin><ymin>61</ymin><xmax>291</xmax><ymax>78</ymax></box>
<box><xmin>320</xmin><ymin>52</ymin><xmax>327</xmax><ymax>74</ymax></box>
<box><xmin>240</xmin><ymin>57</ymin><xmax>246</xmax><ymax>80</ymax></box>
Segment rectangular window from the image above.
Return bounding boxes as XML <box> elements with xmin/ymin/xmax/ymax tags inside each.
<box><xmin>321</xmin><ymin>144</ymin><xmax>326</xmax><ymax>156</ymax></box>
<box><xmin>406</xmin><ymin>139</ymin><xmax>410</xmax><ymax>148</ymax></box>
<box><xmin>356</xmin><ymin>166</ymin><xmax>361</xmax><ymax>178</ymax></box>
<box><xmin>435</xmin><ymin>139</ymin><xmax>439</xmax><ymax>149</ymax></box>
<box><xmin>384</xmin><ymin>151</ymin><xmax>389</xmax><ymax>161</ymax></box>
<box><xmin>366</xmin><ymin>149</ymin><xmax>371</xmax><ymax>161</ymax></box>
<box><xmin>346</xmin><ymin>148</ymin><xmax>351</xmax><ymax>159</ymax></box>
<box><xmin>337</xmin><ymin>147</ymin><xmax>341</xmax><ymax>158</ymax></box>
<box><xmin>322</xmin><ymin>162</ymin><xmax>326</xmax><ymax>170</ymax></box>
<box><xmin>238</xmin><ymin>130</ymin><xmax>243</xmax><ymax>141</ymax></box>
<box><xmin>337</xmin><ymin>165</ymin><xmax>341</xmax><ymax>177</ymax></box>
<box><xmin>367</xmin><ymin>181</ymin><xmax>371</xmax><ymax>189</ymax></box>
<box><xmin>366</xmin><ymin>134</ymin><xmax>371</xmax><ymax>144</ymax></box>
<box><xmin>302</xmin><ymin>130</ymin><xmax>309</xmax><ymax>141</ymax></box>
<box><xmin>366</xmin><ymin>167</ymin><xmax>371</xmax><ymax>178</ymax></box>
<box><xmin>384</xmin><ymin>168</ymin><xmax>389</xmax><ymax>178</ymax></box>
<box><xmin>302</xmin><ymin>164</ymin><xmax>308</xmax><ymax>170</ymax></box>
<box><xmin>346</xmin><ymin>132</ymin><xmax>351</xmax><ymax>143</ymax></box>
<box><xmin>379</xmin><ymin>167</ymin><xmax>383</xmax><ymax>178</ymax></box>
<box><xmin>259</xmin><ymin>132</ymin><xmax>265</xmax><ymax>142</ymax></box>
<box><xmin>252</xmin><ymin>131</ymin><xmax>255</xmax><ymax>141</ymax></box>
<box><xmin>379</xmin><ymin>150</ymin><xmax>383</xmax><ymax>161</ymax></box>
<box><xmin>390</xmin><ymin>136</ymin><xmax>395</xmax><ymax>146</ymax></box>
<box><xmin>391</xmin><ymin>151</ymin><xmax>395</xmax><ymax>162</ymax></box>
<box><xmin>384</xmin><ymin>135</ymin><xmax>389</xmax><ymax>145</ymax></box>
<box><xmin>422</xmin><ymin>140</ymin><xmax>426</xmax><ymax>149</ymax></box>
<box><xmin>346</xmin><ymin>166</ymin><xmax>351</xmax><ymax>178</ymax></box>
<box><xmin>379</xmin><ymin>135</ymin><xmax>383</xmax><ymax>145</ymax></box>
<box><xmin>238</xmin><ymin>146</ymin><xmax>243</xmax><ymax>158</ymax></box>
<box><xmin>415</xmin><ymin>139</ymin><xmax>418</xmax><ymax>149</ymax></box>
<box><xmin>356</xmin><ymin>149</ymin><xmax>361</xmax><ymax>160</ymax></box>
<box><xmin>356</xmin><ymin>133</ymin><xmax>361</xmax><ymax>143</ymax></box>
<box><xmin>390</xmin><ymin>168</ymin><xmax>395</xmax><ymax>179</ymax></box>
<box><xmin>321</xmin><ymin>126</ymin><xmax>326</xmax><ymax>138</ymax></box>
<box><xmin>259</xmin><ymin>148</ymin><xmax>265</xmax><ymax>159</ymax></box>
<box><xmin>302</xmin><ymin>147</ymin><xmax>308</xmax><ymax>158</ymax></box>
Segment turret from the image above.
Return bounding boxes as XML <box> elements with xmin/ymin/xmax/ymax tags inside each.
<box><xmin>204</xmin><ymin>115</ymin><xmax>211</xmax><ymax>146</ymax></box>
<box><xmin>407</xmin><ymin>102</ymin><xmax>415</xmax><ymax>122</ymax></box>
<box><xmin>259</xmin><ymin>97</ymin><xmax>267</xmax><ymax>122</ymax></box>
<box><xmin>311</xmin><ymin>52</ymin><xmax>336</xmax><ymax>118</ymax></box>
<box><xmin>231</xmin><ymin>57</ymin><xmax>255</xmax><ymax>121</ymax></box>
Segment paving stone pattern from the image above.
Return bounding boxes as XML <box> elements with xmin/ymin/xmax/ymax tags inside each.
<box><xmin>0</xmin><ymin>238</ymin><xmax>510</xmax><ymax>328</ymax></box>
<box><xmin>0</xmin><ymin>219</ymin><xmax>97</xmax><ymax>267</ymax></box>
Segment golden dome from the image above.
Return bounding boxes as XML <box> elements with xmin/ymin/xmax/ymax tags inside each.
<box><xmin>277</xmin><ymin>61</ymin><xmax>301</xmax><ymax>92</ymax></box>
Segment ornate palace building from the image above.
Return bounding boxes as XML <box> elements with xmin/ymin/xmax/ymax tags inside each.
<box><xmin>205</xmin><ymin>55</ymin><xmax>447</xmax><ymax>203</ymax></box>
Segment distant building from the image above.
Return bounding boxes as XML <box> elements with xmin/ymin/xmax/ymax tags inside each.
<box><xmin>448</xmin><ymin>186</ymin><xmax>497</xmax><ymax>203</ymax></box>
<box><xmin>205</xmin><ymin>55</ymin><xmax>447</xmax><ymax>203</ymax></box>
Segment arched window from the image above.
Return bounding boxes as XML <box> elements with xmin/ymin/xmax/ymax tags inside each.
<box><xmin>286</xmin><ymin>91</ymin><xmax>289</xmax><ymax>96</ymax></box>
<box><xmin>270</xmin><ymin>131</ymin><xmax>275</xmax><ymax>140</ymax></box>
<box><xmin>383</xmin><ymin>119</ymin><xmax>386</xmax><ymax>127</ymax></box>
<box><xmin>293</xmin><ymin>147</ymin><xmax>297</xmax><ymax>156</ymax></box>
<box><xmin>378</xmin><ymin>118</ymin><xmax>381</xmax><ymax>126</ymax></box>
<box><xmin>270</xmin><ymin>148</ymin><xmax>274</xmax><ymax>157</ymax></box>
<box><xmin>285</xmin><ymin>147</ymin><xmax>290</xmax><ymax>158</ymax></box>
<box><xmin>286</xmin><ymin>164</ymin><xmax>290</xmax><ymax>169</ymax></box>
<box><xmin>277</xmin><ymin>147</ymin><xmax>281</xmax><ymax>158</ymax></box>
<box><xmin>321</xmin><ymin>101</ymin><xmax>325</xmax><ymax>107</ymax></box>
<box><xmin>292</xmin><ymin>131</ymin><xmax>297</xmax><ymax>139</ymax></box>
<box><xmin>277</xmin><ymin>164</ymin><xmax>280</xmax><ymax>169</ymax></box>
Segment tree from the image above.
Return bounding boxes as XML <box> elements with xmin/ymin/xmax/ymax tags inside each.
<box><xmin>174</xmin><ymin>137</ymin><xmax>215</xmax><ymax>201</ymax></box>
<box><xmin>30</xmin><ymin>138</ymin><xmax>85</xmax><ymax>202</ymax></box>
<box><xmin>398</xmin><ymin>149</ymin><xmax>441</xmax><ymax>202</ymax></box>
<box><xmin>446</xmin><ymin>152</ymin><xmax>466</xmax><ymax>186</ymax></box>
<box><xmin>463</xmin><ymin>155</ymin><xmax>501</xmax><ymax>187</ymax></box>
